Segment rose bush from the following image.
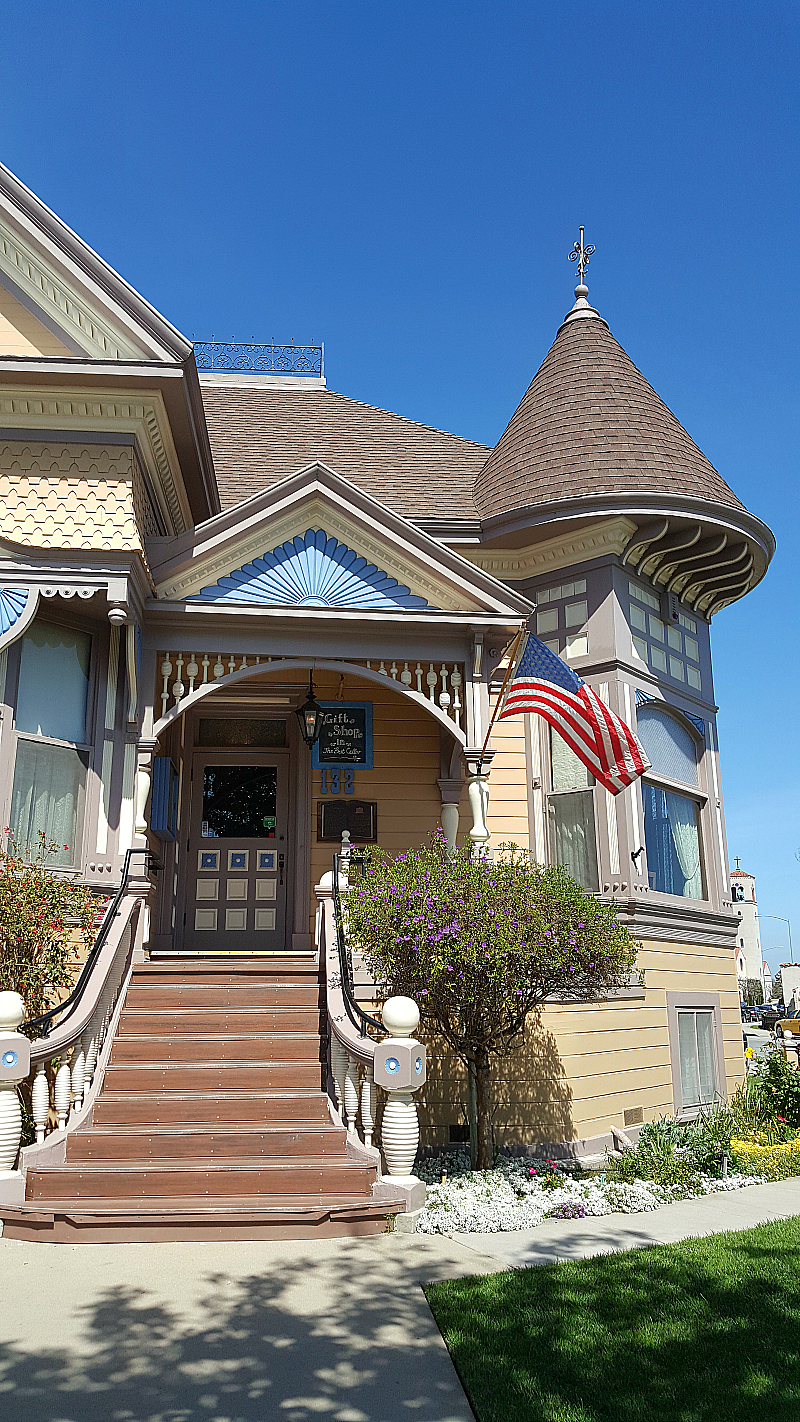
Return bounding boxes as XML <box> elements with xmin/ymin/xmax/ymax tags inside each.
<box><xmin>0</xmin><ymin>831</ymin><xmax>100</xmax><ymax>1026</ymax></box>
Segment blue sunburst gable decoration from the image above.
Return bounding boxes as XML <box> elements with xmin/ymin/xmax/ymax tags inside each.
<box><xmin>0</xmin><ymin>587</ymin><xmax>38</xmax><ymax>653</ymax></box>
<box><xmin>192</xmin><ymin>530</ymin><xmax>434</xmax><ymax>610</ymax></box>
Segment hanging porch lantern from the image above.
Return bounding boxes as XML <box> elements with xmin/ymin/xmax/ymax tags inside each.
<box><xmin>295</xmin><ymin>672</ymin><xmax>324</xmax><ymax>750</ymax></box>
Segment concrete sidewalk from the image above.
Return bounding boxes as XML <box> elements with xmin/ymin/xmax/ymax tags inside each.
<box><xmin>0</xmin><ymin>1180</ymin><xmax>798</xmax><ymax>1422</ymax></box>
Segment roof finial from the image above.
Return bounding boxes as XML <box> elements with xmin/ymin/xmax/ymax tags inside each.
<box><xmin>561</xmin><ymin>225</ymin><xmax>605</xmax><ymax>328</ymax></box>
<box><xmin>568</xmin><ymin>226</ymin><xmax>595</xmax><ymax>287</ymax></box>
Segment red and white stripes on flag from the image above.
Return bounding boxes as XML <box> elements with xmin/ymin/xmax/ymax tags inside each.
<box><xmin>497</xmin><ymin>632</ymin><xmax>651</xmax><ymax>796</ymax></box>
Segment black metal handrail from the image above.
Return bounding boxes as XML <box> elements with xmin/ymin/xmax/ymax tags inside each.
<box><xmin>22</xmin><ymin>848</ymin><xmax>151</xmax><ymax>1039</ymax></box>
<box><xmin>332</xmin><ymin>852</ymin><xmax>384</xmax><ymax>1039</ymax></box>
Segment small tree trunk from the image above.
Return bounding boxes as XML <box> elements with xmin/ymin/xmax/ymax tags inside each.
<box><xmin>466</xmin><ymin>1057</ymin><xmax>478</xmax><ymax>1169</ymax></box>
<box><xmin>475</xmin><ymin>1046</ymin><xmax>493</xmax><ymax>1170</ymax></box>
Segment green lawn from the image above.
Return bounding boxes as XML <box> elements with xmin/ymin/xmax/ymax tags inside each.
<box><xmin>425</xmin><ymin>1219</ymin><xmax>800</xmax><ymax>1422</ymax></box>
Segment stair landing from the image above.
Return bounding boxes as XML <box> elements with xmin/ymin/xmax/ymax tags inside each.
<box><xmin>3</xmin><ymin>958</ymin><xmax>402</xmax><ymax>1243</ymax></box>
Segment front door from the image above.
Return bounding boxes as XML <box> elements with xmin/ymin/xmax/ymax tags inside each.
<box><xmin>183</xmin><ymin>751</ymin><xmax>290</xmax><ymax>952</ymax></box>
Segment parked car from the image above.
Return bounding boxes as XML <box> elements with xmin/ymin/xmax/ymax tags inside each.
<box><xmin>775</xmin><ymin>1010</ymin><xmax>800</xmax><ymax>1039</ymax></box>
<box><xmin>760</xmin><ymin>1005</ymin><xmax>784</xmax><ymax>1031</ymax></box>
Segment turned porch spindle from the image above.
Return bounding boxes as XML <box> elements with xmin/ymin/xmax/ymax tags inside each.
<box><xmin>344</xmin><ymin>1054</ymin><xmax>360</xmax><ymax>1137</ymax></box>
<box><xmin>54</xmin><ymin>1050</ymin><xmax>72</xmax><ymax>1131</ymax></box>
<box><xmin>70</xmin><ymin>1038</ymin><xmax>86</xmax><ymax>1120</ymax></box>
<box><xmin>360</xmin><ymin>1065</ymin><xmax>375</xmax><ymax>1149</ymax></box>
<box><xmin>32</xmin><ymin>1062</ymin><xmax>50</xmax><ymax>1145</ymax></box>
<box><xmin>330</xmin><ymin>1034</ymin><xmax>348</xmax><ymax>1122</ymax></box>
<box><xmin>0</xmin><ymin>992</ymin><xmax>29</xmax><ymax>1171</ymax></box>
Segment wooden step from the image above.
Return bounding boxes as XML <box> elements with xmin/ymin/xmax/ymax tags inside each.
<box><xmin>92</xmin><ymin>1090</ymin><xmax>332</xmax><ymax>1127</ymax></box>
<box><xmin>27</xmin><ymin>1158</ymin><xmax>376</xmax><ymax>1201</ymax></box>
<box><xmin>102</xmin><ymin>1061</ymin><xmax>324</xmax><ymax>1091</ymax></box>
<box><xmin>110</xmin><ymin>1033</ymin><xmax>324</xmax><ymax>1064</ymax></box>
<box><xmin>0</xmin><ymin>1194</ymin><xmax>406</xmax><ymax>1243</ymax></box>
<box><xmin>118</xmin><ymin>1007</ymin><xmax>324</xmax><ymax>1034</ymax></box>
<box><xmin>124</xmin><ymin>983</ymin><xmax>323</xmax><ymax>1009</ymax></box>
<box><xmin>131</xmin><ymin>958</ymin><xmax>319</xmax><ymax>985</ymax></box>
<box><xmin>67</xmin><ymin>1125</ymin><xmax>347</xmax><ymax>1161</ymax></box>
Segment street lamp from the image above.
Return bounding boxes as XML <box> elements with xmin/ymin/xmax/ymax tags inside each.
<box><xmin>758</xmin><ymin>914</ymin><xmax>794</xmax><ymax>961</ymax></box>
<box><xmin>295</xmin><ymin>672</ymin><xmax>324</xmax><ymax>750</ymax></box>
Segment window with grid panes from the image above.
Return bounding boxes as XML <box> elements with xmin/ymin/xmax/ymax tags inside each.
<box><xmin>627</xmin><ymin>581</ymin><xmax>702</xmax><ymax>690</ymax></box>
<box><xmin>534</xmin><ymin>579</ymin><xmax>588</xmax><ymax>659</ymax></box>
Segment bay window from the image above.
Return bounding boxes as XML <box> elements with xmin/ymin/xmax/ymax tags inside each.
<box><xmin>10</xmin><ymin>621</ymin><xmax>92</xmax><ymax>868</ymax></box>
<box><xmin>636</xmin><ymin>705</ymin><xmax>705</xmax><ymax>901</ymax></box>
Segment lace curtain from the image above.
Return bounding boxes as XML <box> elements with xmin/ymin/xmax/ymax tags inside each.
<box><xmin>666</xmin><ymin>791</ymin><xmax>703</xmax><ymax>899</ymax></box>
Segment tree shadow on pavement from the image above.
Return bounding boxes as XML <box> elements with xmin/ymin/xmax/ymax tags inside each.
<box><xmin>0</xmin><ymin>1239</ymin><xmax>473</xmax><ymax>1422</ymax></box>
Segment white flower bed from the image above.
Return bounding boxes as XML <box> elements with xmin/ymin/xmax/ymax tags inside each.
<box><xmin>415</xmin><ymin>1151</ymin><xmax>765</xmax><ymax>1234</ymax></box>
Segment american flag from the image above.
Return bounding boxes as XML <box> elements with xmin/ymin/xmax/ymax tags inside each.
<box><xmin>497</xmin><ymin>633</ymin><xmax>651</xmax><ymax>795</ymax></box>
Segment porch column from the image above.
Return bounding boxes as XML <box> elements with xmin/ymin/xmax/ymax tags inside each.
<box><xmin>464</xmin><ymin>749</ymin><xmax>495</xmax><ymax>858</ymax></box>
<box><xmin>437</xmin><ymin>778</ymin><xmax>461</xmax><ymax>857</ymax></box>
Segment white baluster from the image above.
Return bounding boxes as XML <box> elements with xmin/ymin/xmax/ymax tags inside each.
<box><xmin>415</xmin><ymin>663</ymin><xmax>424</xmax><ymax>694</ymax></box>
<box><xmin>378</xmin><ymin>661</ymin><xmax>388</xmax><ymax>676</ymax></box>
<box><xmin>32</xmin><ymin>1062</ymin><xmax>50</xmax><ymax>1144</ymax></box>
<box><xmin>239</xmin><ymin>655</ymin><xmax>248</xmax><ymax>669</ymax></box>
<box><xmin>70</xmin><ymin>1038</ymin><xmax>86</xmax><ymax>1120</ymax></box>
<box><xmin>83</xmin><ymin>1018</ymin><xmax>99</xmax><ymax>1091</ymax></box>
<box><xmin>227</xmin><ymin>655</ymin><xmax>236</xmax><ymax>674</ymax></box>
<box><xmin>135</xmin><ymin>747</ymin><xmax>153</xmax><ymax>836</ymax></box>
<box><xmin>186</xmin><ymin>655</ymin><xmax>198</xmax><ymax>693</ymax></box>
<box><xmin>160</xmin><ymin>657</ymin><xmax>173</xmax><ymax>717</ymax></box>
<box><xmin>451</xmin><ymin>666</ymin><xmax>463</xmax><ymax>725</ymax></box>
<box><xmin>438</xmin><ymin>663</ymin><xmax>451</xmax><ymax>716</ymax></box>
<box><xmin>344</xmin><ymin>1054</ymin><xmax>360</xmax><ymax>1137</ymax></box>
<box><xmin>331</xmin><ymin>1035</ymin><xmax>347</xmax><ymax>1121</ymax></box>
<box><xmin>365</xmin><ymin>660</ymin><xmax>371</xmax><ymax>669</ymax></box>
<box><xmin>54</xmin><ymin>1051</ymin><xmax>72</xmax><ymax>1130</ymax></box>
<box><xmin>360</xmin><ymin>1066</ymin><xmax>375</xmax><ymax>1149</ymax></box>
<box><xmin>172</xmin><ymin>653</ymin><xmax>185</xmax><ymax>707</ymax></box>
<box><xmin>400</xmin><ymin>662</ymin><xmax>412</xmax><ymax>688</ymax></box>
<box><xmin>201</xmin><ymin>654</ymin><xmax>210</xmax><ymax>683</ymax></box>
<box><xmin>389</xmin><ymin>661</ymin><xmax>398</xmax><ymax>679</ymax></box>
<box><xmin>213</xmin><ymin>657</ymin><xmax>225</xmax><ymax>679</ymax></box>
<box><xmin>426</xmin><ymin>664</ymin><xmax>437</xmax><ymax>702</ymax></box>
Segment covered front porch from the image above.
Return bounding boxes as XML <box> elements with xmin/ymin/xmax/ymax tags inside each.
<box><xmin>138</xmin><ymin>642</ymin><xmax>498</xmax><ymax>958</ymax></box>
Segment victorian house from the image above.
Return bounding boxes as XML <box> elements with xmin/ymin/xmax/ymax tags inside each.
<box><xmin>0</xmin><ymin>161</ymin><xmax>773</xmax><ymax>1239</ymax></box>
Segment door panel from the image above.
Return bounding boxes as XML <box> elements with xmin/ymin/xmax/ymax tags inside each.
<box><xmin>184</xmin><ymin>751</ymin><xmax>289</xmax><ymax>952</ymax></box>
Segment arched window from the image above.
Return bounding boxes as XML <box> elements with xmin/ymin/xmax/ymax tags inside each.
<box><xmin>636</xmin><ymin>706</ymin><xmax>705</xmax><ymax>901</ymax></box>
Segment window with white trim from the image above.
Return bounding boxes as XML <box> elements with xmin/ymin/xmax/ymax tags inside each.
<box><xmin>677</xmin><ymin>1008</ymin><xmax>718</xmax><ymax>1108</ymax></box>
<box><xmin>9</xmin><ymin>621</ymin><xmax>93</xmax><ymax>868</ymax></box>
<box><xmin>637</xmin><ymin>705</ymin><xmax>705</xmax><ymax>900</ymax></box>
<box><xmin>547</xmin><ymin>727</ymin><xmax>599</xmax><ymax>892</ymax></box>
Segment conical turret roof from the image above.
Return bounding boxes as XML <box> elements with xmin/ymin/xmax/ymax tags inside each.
<box><xmin>474</xmin><ymin>300</ymin><xmax>745</xmax><ymax>523</ymax></box>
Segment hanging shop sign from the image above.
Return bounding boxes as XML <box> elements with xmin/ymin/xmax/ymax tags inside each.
<box><xmin>312</xmin><ymin>702</ymin><xmax>373</xmax><ymax>769</ymax></box>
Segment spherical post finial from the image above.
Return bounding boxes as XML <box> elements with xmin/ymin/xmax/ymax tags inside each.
<box><xmin>0</xmin><ymin>992</ymin><xmax>25</xmax><ymax>1032</ymax></box>
<box><xmin>381</xmin><ymin>996</ymin><xmax>420</xmax><ymax>1038</ymax></box>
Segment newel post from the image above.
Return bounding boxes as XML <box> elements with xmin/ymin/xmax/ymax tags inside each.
<box><xmin>373</xmin><ymin>996</ymin><xmax>427</xmax><ymax>1229</ymax></box>
<box><xmin>0</xmin><ymin>992</ymin><xmax>31</xmax><ymax>1191</ymax></box>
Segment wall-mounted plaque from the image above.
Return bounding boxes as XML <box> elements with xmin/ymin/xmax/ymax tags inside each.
<box><xmin>317</xmin><ymin>799</ymin><xmax>377</xmax><ymax>843</ymax></box>
<box><xmin>312</xmin><ymin>702</ymin><xmax>373</xmax><ymax>769</ymax></box>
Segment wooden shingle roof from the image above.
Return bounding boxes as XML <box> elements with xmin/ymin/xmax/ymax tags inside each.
<box><xmin>474</xmin><ymin>313</ymin><xmax>746</xmax><ymax>522</ymax></box>
<box><xmin>201</xmin><ymin>383</ymin><xmax>488</xmax><ymax>518</ymax></box>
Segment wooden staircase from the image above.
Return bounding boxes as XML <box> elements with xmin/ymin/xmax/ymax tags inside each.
<box><xmin>3</xmin><ymin>958</ymin><xmax>403</xmax><ymax>1243</ymax></box>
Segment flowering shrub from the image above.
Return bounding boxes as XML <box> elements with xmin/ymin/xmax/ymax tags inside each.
<box><xmin>344</xmin><ymin>834</ymin><xmax>638</xmax><ymax>1167</ymax></box>
<box><xmin>730</xmin><ymin>1137</ymin><xmax>800</xmax><ymax>1180</ymax></box>
<box><xmin>547</xmin><ymin>1200</ymin><xmax>587</xmax><ymax>1219</ymax></box>
<box><xmin>0</xmin><ymin>832</ymin><xmax>99</xmax><ymax>1025</ymax></box>
<box><xmin>414</xmin><ymin>1150</ymin><xmax>764</xmax><ymax>1233</ymax></box>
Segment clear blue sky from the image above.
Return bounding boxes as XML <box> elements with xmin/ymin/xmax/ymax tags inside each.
<box><xmin>2</xmin><ymin>2</ymin><xmax>798</xmax><ymax>973</ymax></box>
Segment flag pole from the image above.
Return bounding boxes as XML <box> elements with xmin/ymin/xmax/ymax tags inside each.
<box><xmin>478</xmin><ymin>623</ymin><xmax>529</xmax><ymax>769</ymax></box>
